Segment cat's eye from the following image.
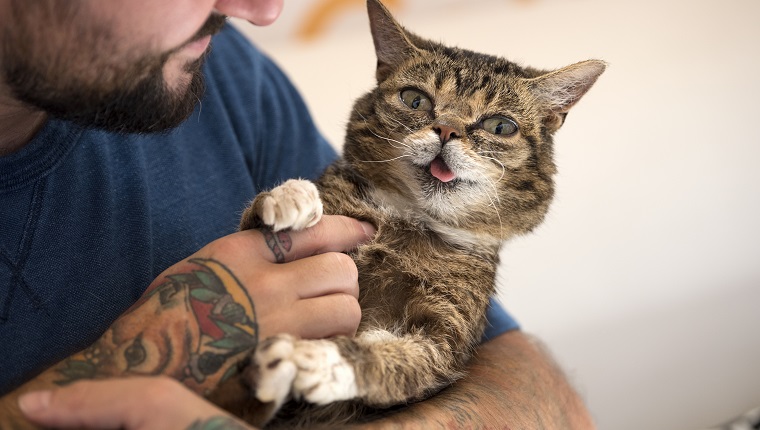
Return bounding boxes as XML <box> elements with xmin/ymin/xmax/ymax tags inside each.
<box><xmin>482</xmin><ymin>116</ymin><xmax>518</xmax><ymax>136</ymax></box>
<box><xmin>400</xmin><ymin>89</ymin><xmax>432</xmax><ymax>111</ymax></box>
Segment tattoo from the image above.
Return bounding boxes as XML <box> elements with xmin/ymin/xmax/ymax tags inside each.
<box><xmin>124</xmin><ymin>333</ymin><xmax>147</xmax><ymax>369</ymax></box>
<box><xmin>187</xmin><ymin>416</ymin><xmax>250</xmax><ymax>430</ymax></box>
<box><xmin>54</xmin><ymin>341</ymin><xmax>106</xmax><ymax>383</ymax></box>
<box><xmin>261</xmin><ymin>229</ymin><xmax>292</xmax><ymax>263</ymax></box>
<box><xmin>54</xmin><ymin>258</ymin><xmax>258</xmax><ymax>390</ymax></box>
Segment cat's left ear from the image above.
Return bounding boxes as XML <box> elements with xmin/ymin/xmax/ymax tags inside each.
<box><xmin>367</xmin><ymin>0</ymin><xmax>423</xmax><ymax>82</ymax></box>
<box><xmin>527</xmin><ymin>59</ymin><xmax>606</xmax><ymax>130</ymax></box>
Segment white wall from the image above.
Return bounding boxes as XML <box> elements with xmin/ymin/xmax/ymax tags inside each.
<box><xmin>235</xmin><ymin>1</ymin><xmax>760</xmax><ymax>428</ymax></box>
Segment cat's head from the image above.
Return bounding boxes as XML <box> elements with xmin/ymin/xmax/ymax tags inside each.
<box><xmin>344</xmin><ymin>0</ymin><xmax>605</xmax><ymax>242</ymax></box>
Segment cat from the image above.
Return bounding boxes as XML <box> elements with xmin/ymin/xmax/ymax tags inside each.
<box><xmin>210</xmin><ymin>0</ymin><xmax>605</xmax><ymax>427</ymax></box>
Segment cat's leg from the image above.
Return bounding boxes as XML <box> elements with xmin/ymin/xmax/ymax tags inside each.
<box><xmin>239</xmin><ymin>179</ymin><xmax>323</xmax><ymax>231</ymax></box>
<box><xmin>252</xmin><ymin>329</ymin><xmax>465</xmax><ymax>409</ymax></box>
<box><xmin>346</xmin><ymin>329</ymin><xmax>466</xmax><ymax>406</ymax></box>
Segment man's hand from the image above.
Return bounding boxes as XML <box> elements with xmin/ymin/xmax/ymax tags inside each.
<box><xmin>208</xmin><ymin>215</ymin><xmax>375</xmax><ymax>340</ymax></box>
<box><xmin>18</xmin><ymin>377</ymin><xmax>255</xmax><ymax>430</ymax></box>
<box><xmin>1</xmin><ymin>215</ymin><xmax>375</xmax><ymax>428</ymax></box>
<box><xmin>86</xmin><ymin>214</ymin><xmax>375</xmax><ymax>390</ymax></box>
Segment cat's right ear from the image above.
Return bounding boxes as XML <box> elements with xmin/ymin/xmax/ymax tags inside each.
<box><xmin>367</xmin><ymin>0</ymin><xmax>421</xmax><ymax>82</ymax></box>
<box><xmin>526</xmin><ymin>59</ymin><xmax>606</xmax><ymax>131</ymax></box>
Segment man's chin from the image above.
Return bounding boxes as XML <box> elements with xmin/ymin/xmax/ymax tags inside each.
<box><xmin>164</xmin><ymin>54</ymin><xmax>206</xmax><ymax>92</ymax></box>
<box><xmin>58</xmin><ymin>66</ymin><xmax>206</xmax><ymax>134</ymax></box>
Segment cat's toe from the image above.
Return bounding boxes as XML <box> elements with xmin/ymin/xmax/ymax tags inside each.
<box><xmin>261</xmin><ymin>179</ymin><xmax>323</xmax><ymax>231</ymax></box>
<box><xmin>253</xmin><ymin>335</ymin><xmax>359</xmax><ymax>410</ymax></box>
<box><xmin>291</xmin><ymin>340</ymin><xmax>358</xmax><ymax>405</ymax></box>
<box><xmin>254</xmin><ymin>334</ymin><xmax>298</xmax><ymax>408</ymax></box>
<box><xmin>258</xmin><ymin>195</ymin><xmax>278</xmax><ymax>227</ymax></box>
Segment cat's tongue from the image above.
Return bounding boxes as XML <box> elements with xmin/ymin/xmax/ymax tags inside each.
<box><xmin>430</xmin><ymin>157</ymin><xmax>457</xmax><ymax>183</ymax></box>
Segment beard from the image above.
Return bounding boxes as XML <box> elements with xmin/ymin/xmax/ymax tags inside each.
<box><xmin>1</xmin><ymin>5</ymin><xmax>227</xmax><ymax>134</ymax></box>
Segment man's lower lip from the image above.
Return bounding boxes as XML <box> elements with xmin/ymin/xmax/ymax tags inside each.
<box><xmin>183</xmin><ymin>35</ymin><xmax>212</xmax><ymax>55</ymax></box>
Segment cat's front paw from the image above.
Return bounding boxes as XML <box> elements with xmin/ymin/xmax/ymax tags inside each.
<box><xmin>254</xmin><ymin>334</ymin><xmax>359</xmax><ymax>408</ymax></box>
<box><xmin>241</xmin><ymin>179</ymin><xmax>323</xmax><ymax>232</ymax></box>
<box><xmin>253</xmin><ymin>335</ymin><xmax>298</xmax><ymax>411</ymax></box>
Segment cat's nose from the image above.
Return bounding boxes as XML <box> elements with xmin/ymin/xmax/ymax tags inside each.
<box><xmin>433</xmin><ymin>123</ymin><xmax>460</xmax><ymax>145</ymax></box>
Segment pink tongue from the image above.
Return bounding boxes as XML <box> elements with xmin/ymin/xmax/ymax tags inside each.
<box><xmin>430</xmin><ymin>157</ymin><xmax>457</xmax><ymax>183</ymax></box>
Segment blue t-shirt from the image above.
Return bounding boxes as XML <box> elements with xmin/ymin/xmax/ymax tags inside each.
<box><xmin>0</xmin><ymin>25</ymin><xmax>517</xmax><ymax>395</ymax></box>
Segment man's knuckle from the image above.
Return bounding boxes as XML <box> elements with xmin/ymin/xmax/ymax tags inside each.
<box><xmin>206</xmin><ymin>233</ymin><xmax>247</xmax><ymax>258</ymax></box>
<box><xmin>336</xmin><ymin>294</ymin><xmax>361</xmax><ymax>334</ymax></box>
<box><xmin>331</xmin><ymin>252</ymin><xmax>358</xmax><ymax>282</ymax></box>
<box><xmin>349</xmin><ymin>299</ymin><xmax>362</xmax><ymax>324</ymax></box>
<box><xmin>340</xmin><ymin>294</ymin><xmax>361</xmax><ymax>320</ymax></box>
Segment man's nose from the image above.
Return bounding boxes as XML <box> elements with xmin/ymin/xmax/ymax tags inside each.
<box><xmin>214</xmin><ymin>0</ymin><xmax>284</xmax><ymax>26</ymax></box>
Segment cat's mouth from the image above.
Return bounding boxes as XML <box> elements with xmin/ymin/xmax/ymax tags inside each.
<box><xmin>426</xmin><ymin>156</ymin><xmax>457</xmax><ymax>183</ymax></box>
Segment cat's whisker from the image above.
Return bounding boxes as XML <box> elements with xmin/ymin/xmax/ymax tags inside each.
<box><xmin>485</xmin><ymin>185</ymin><xmax>503</xmax><ymax>225</ymax></box>
<box><xmin>478</xmin><ymin>155</ymin><xmax>507</xmax><ymax>183</ymax></box>
<box><xmin>475</xmin><ymin>156</ymin><xmax>507</xmax><ymax>235</ymax></box>
<box><xmin>479</xmin><ymin>174</ymin><xmax>505</xmax><ymax>236</ymax></box>
<box><xmin>355</xmin><ymin>109</ymin><xmax>412</xmax><ymax>150</ymax></box>
<box><xmin>487</xmin><ymin>193</ymin><xmax>504</xmax><ymax>238</ymax></box>
<box><xmin>387</xmin><ymin>115</ymin><xmax>413</xmax><ymax>133</ymax></box>
<box><xmin>358</xmin><ymin>154</ymin><xmax>413</xmax><ymax>163</ymax></box>
<box><xmin>483</xmin><ymin>177</ymin><xmax>502</xmax><ymax>206</ymax></box>
<box><xmin>477</xmin><ymin>150</ymin><xmax>509</xmax><ymax>155</ymax></box>
<box><xmin>369</xmin><ymin>130</ymin><xmax>411</xmax><ymax>150</ymax></box>
<box><xmin>388</xmin><ymin>141</ymin><xmax>410</xmax><ymax>150</ymax></box>
<box><xmin>477</xmin><ymin>152</ymin><xmax>511</xmax><ymax>181</ymax></box>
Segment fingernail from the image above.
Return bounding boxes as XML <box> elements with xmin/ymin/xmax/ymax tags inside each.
<box><xmin>359</xmin><ymin>221</ymin><xmax>377</xmax><ymax>239</ymax></box>
<box><xmin>18</xmin><ymin>390</ymin><xmax>52</xmax><ymax>415</ymax></box>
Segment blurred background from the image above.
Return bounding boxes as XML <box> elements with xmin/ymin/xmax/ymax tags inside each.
<box><xmin>233</xmin><ymin>0</ymin><xmax>760</xmax><ymax>428</ymax></box>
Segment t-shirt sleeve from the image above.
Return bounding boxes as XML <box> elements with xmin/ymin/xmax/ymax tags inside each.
<box><xmin>482</xmin><ymin>298</ymin><xmax>520</xmax><ymax>341</ymax></box>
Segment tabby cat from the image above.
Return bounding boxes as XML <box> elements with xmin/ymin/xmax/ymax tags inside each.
<box><xmin>211</xmin><ymin>0</ymin><xmax>604</xmax><ymax>426</ymax></box>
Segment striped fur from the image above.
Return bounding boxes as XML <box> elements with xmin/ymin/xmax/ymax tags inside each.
<box><xmin>211</xmin><ymin>0</ymin><xmax>604</xmax><ymax>427</ymax></box>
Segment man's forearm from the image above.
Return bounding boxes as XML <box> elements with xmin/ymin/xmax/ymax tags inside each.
<box><xmin>3</xmin><ymin>329</ymin><xmax>594</xmax><ymax>429</ymax></box>
<box><xmin>358</xmin><ymin>331</ymin><xmax>595</xmax><ymax>430</ymax></box>
<box><xmin>0</xmin><ymin>258</ymin><xmax>258</xmax><ymax>428</ymax></box>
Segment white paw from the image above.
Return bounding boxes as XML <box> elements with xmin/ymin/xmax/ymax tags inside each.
<box><xmin>254</xmin><ymin>335</ymin><xmax>297</xmax><ymax>410</ymax></box>
<box><xmin>291</xmin><ymin>339</ymin><xmax>358</xmax><ymax>404</ymax></box>
<box><xmin>254</xmin><ymin>335</ymin><xmax>358</xmax><ymax>408</ymax></box>
<box><xmin>258</xmin><ymin>179</ymin><xmax>322</xmax><ymax>232</ymax></box>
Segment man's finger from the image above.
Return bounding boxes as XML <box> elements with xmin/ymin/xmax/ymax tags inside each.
<box><xmin>290</xmin><ymin>294</ymin><xmax>362</xmax><ymax>339</ymax></box>
<box><xmin>251</xmin><ymin>215</ymin><xmax>375</xmax><ymax>264</ymax></box>
<box><xmin>18</xmin><ymin>377</ymin><xmax>217</xmax><ymax>430</ymax></box>
<box><xmin>19</xmin><ymin>381</ymin><xmax>139</xmax><ymax>428</ymax></box>
<box><xmin>270</xmin><ymin>252</ymin><xmax>359</xmax><ymax>300</ymax></box>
